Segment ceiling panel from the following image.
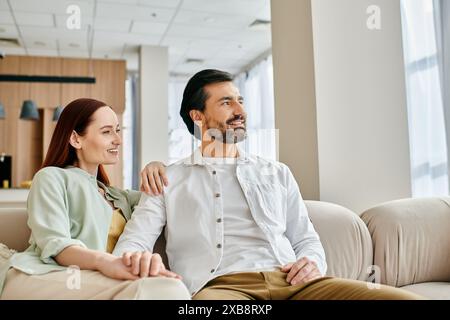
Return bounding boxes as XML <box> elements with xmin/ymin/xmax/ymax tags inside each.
<box><xmin>181</xmin><ymin>0</ymin><xmax>267</xmax><ymax>16</ymax></box>
<box><xmin>96</xmin><ymin>2</ymin><xmax>174</xmax><ymax>22</ymax></box>
<box><xmin>3</xmin><ymin>0</ymin><xmax>272</xmax><ymax>75</ymax></box>
<box><xmin>95</xmin><ymin>17</ymin><xmax>132</xmax><ymax>32</ymax></box>
<box><xmin>19</xmin><ymin>26</ymin><xmax>88</xmax><ymax>42</ymax></box>
<box><xmin>131</xmin><ymin>21</ymin><xmax>167</xmax><ymax>35</ymax></box>
<box><xmin>166</xmin><ymin>24</ymin><xmax>238</xmax><ymax>39</ymax></box>
<box><xmin>9</xmin><ymin>0</ymin><xmax>94</xmax><ymax>15</ymax></box>
<box><xmin>0</xmin><ymin>0</ymin><xmax>9</xmax><ymax>11</ymax></box>
<box><xmin>0</xmin><ymin>10</ymin><xmax>13</xmax><ymax>24</ymax></box>
<box><xmin>137</xmin><ymin>0</ymin><xmax>181</xmax><ymax>9</ymax></box>
<box><xmin>14</xmin><ymin>12</ymin><xmax>55</xmax><ymax>27</ymax></box>
<box><xmin>22</xmin><ymin>37</ymin><xmax>57</xmax><ymax>49</ymax></box>
<box><xmin>27</xmin><ymin>48</ymin><xmax>58</xmax><ymax>56</ymax></box>
<box><xmin>173</xmin><ymin>10</ymin><xmax>254</xmax><ymax>29</ymax></box>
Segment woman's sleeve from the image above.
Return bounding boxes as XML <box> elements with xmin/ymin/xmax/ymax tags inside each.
<box><xmin>27</xmin><ymin>169</ymin><xmax>86</xmax><ymax>264</ymax></box>
<box><xmin>125</xmin><ymin>190</ymin><xmax>142</xmax><ymax>211</ymax></box>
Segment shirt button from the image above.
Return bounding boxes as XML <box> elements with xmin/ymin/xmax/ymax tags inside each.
<box><xmin>210</xmin><ymin>269</ymin><xmax>215</xmax><ymax>273</ymax></box>
<box><xmin>216</xmin><ymin>218</ymin><xmax>222</xmax><ymax>223</ymax></box>
<box><xmin>212</xmin><ymin>170</ymin><xmax>217</xmax><ymax>175</ymax></box>
<box><xmin>217</xmin><ymin>244</ymin><xmax>222</xmax><ymax>249</ymax></box>
<box><xmin>215</xmin><ymin>193</ymin><xmax>221</xmax><ymax>198</ymax></box>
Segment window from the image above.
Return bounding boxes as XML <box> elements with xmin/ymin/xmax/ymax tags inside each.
<box><xmin>401</xmin><ymin>0</ymin><xmax>448</xmax><ymax>196</ymax></box>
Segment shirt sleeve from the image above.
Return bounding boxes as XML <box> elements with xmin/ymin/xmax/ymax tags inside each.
<box><xmin>124</xmin><ymin>189</ymin><xmax>142</xmax><ymax>211</ymax></box>
<box><xmin>112</xmin><ymin>192</ymin><xmax>166</xmax><ymax>256</ymax></box>
<box><xmin>283</xmin><ymin>164</ymin><xmax>328</xmax><ymax>275</ymax></box>
<box><xmin>27</xmin><ymin>169</ymin><xmax>87</xmax><ymax>264</ymax></box>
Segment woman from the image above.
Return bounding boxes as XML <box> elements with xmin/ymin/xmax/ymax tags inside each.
<box><xmin>0</xmin><ymin>98</ymin><xmax>190</xmax><ymax>299</ymax></box>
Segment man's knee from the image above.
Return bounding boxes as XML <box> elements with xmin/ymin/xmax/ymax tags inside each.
<box><xmin>134</xmin><ymin>277</ymin><xmax>191</xmax><ymax>300</ymax></box>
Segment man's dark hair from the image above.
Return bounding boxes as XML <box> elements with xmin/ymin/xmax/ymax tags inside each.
<box><xmin>180</xmin><ymin>69</ymin><xmax>234</xmax><ymax>136</ymax></box>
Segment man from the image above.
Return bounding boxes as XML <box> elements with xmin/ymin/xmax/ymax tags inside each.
<box><xmin>113</xmin><ymin>69</ymin><xmax>422</xmax><ymax>300</ymax></box>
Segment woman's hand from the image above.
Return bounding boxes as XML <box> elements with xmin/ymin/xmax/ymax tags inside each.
<box><xmin>96</xmin><ymin>253</ymin><xmax>140</xmax><ymax>281</ymax></box>
<box><xmin>140</xmin><ymin>161</ymin><xmax>168</xmax><ymax>195</ymax></box>
<box><xmin>122</xmin><ymin>251</ymin><xmax>182</xmax><ymax>279</ymax></box>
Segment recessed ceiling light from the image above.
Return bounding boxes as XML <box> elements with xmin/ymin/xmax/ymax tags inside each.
<box><xmin>185</xmin><ymin>58</ymin><xmax>204</xmax><ymax>65</ymax></box>
<box><xmin>204</xmin><ymin>17</ymin><xmax>215</xmax><ymax>23</ymax></box>
<box><xmin>248</xmin><ymin>19</ymin><xmax>271</xmax><ymax>31</ymax></box>
<box><xmin>69</xmin><ymin>43</ymin><xmax>80</xmax><ymax>48</ymax></box>
<box><xmin>34</xmin><ymin>41</ymin><xmax>46</xmax><ymax>46</ymax></box>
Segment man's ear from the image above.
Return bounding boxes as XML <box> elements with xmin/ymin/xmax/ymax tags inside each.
<box><xmin>189</xmin><ymin>110</ymin><xmax>203</xmax><ymax>126</ymax></box>
<box><xmin>69</xmin><ymin>130</ymin><xmax>82</xmax><ymax>149</ymax></box>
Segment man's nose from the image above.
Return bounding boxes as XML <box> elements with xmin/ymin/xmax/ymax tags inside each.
<box><xmin>233</xmin><ymin>100</ymin><xmax>245</xmax><ymax>115</ymax></box>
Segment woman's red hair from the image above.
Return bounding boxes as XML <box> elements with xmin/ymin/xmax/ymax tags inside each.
<box><xmin>41</xmin><ymin>98</ymin><xmax>111</xmax><ymax>186</ymax></box>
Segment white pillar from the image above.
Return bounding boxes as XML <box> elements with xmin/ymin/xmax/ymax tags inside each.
<box><xmin>271</xmin><ymin>0</ymin><xmax>320</xmax><ymax>201</ymax></box>
<box><xmin>311</xmin><ymin>0</ymin><xmax>411</xmax><ymax>213</ymax></box>
<box><xmin>271</xmin><ymin>0</ymin><xmax>412</xmax><ymax>213</ymax></box>
<box><xmin>139</xmin><ymin>45</ymin><xmax>169</xmax><ymax>168</ymax></box>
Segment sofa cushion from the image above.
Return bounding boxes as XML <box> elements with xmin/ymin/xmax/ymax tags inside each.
<box><xmin>0</xmin><ymin>208</ymin><xmax>31</xmax><ymax>252</ymax></box>
<box><xmin>361</xmin><ymin>197</ymin><xmax>450</xmax><ymax>287</ymax></box>
<box><xmin>401</xmin><ymin>282</ymin><xmax>450</xmax><ymax>300</ymax></box>
<box><xmin>305</xmin><ymin>201</ymin><xmax>373</xmax><ymax>281</ymax></box>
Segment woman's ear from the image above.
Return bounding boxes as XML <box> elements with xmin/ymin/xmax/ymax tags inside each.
<box><xmin>69</xmin><ymin>130</ymin><xmax>82</xmax><ymax>149</ymax></box>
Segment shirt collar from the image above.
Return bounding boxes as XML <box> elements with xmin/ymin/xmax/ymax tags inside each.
<box><xmin>65</xmin><ymin>166</ymin><xmax>98</xmax><ymax>184</ymax></box>
<box><xmin>182</xmin><ymin>145</ymin><xmax>250</xmax><ymax>166</ymax></box>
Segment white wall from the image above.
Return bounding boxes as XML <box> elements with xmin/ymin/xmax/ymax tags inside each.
<box><xmin>311</xmin><ymin>0</ymin><xmax>412</xmax><ymax>213</ymax></box>
<box><xmin>139</xmin><ymin>46</ymin><xmax>169</xmax><ymax>167</ymax></box>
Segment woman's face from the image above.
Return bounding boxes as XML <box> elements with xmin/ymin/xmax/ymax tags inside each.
<box><xmin>75</xmin><ymin>106</ymin><xmax>122</xmax><ymax>166</ymax></box>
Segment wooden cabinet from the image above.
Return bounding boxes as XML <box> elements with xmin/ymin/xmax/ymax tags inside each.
<box><xmin>0</xmin><ymin>55</ymin><xmax>126</xmax><ymax>188</ymax></box>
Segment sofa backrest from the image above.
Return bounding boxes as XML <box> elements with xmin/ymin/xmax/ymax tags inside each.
<box><xmin>0</xmin><ymin>201</ymin><xmax>374</xmax><ymax>282</ymax></box>
<box><xmin>305</xmin><ymin>201</ymin><xmax>373</xmax><ymax>281</ymax></box>
<box><xmin>0</xmin><ymin>208</ymin><xmax>30</xmax><ymax>252</ymax></box>
<box><xmin>361</xmin><ymin>197</ymin><xmax>450</xmax><ymax>287</ymax></box>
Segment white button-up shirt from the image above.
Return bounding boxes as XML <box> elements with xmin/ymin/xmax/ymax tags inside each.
<box><xmin>113</xmin><ymin>148</ymin><xmax>327</xmax><ymax>295</ymax></box>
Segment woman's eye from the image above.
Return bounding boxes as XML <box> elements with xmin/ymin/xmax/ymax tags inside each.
<box><xmin>102</xmin><ymin>130</ymin><xmax>111</xmax><ymax>134</ymax></box>
<box><xmin>116</xmin><ymin>129</ymin><xmax>121</xmax><ymax>133</ymax></box>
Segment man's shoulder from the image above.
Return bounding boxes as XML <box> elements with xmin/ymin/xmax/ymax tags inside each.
<box><xmin>247</xmin><ymin>154</ymin><xmax>290</xmax><ymax>173</ymax></box>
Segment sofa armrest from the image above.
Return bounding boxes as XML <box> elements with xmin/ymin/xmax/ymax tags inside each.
<box><xmin>305</xmin><ymin>200</ymin><xmax>373</xmax><ymax>281</ymax></box>
<box><xmin>361</xmin><ymin>197</ymin><xmax>450</xmax><ymax>287</ymax></box>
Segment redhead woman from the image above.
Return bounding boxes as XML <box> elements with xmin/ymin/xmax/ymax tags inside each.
<box><xmin>0</xmin><ymin>98</ymin><xmax>190</xmax><ymax>299</ymax></box>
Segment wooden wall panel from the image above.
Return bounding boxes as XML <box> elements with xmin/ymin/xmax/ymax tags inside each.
<box><xmin>0</xmin><ymin>55</ymin><xmax>126</xmax><ymax>188</ymax></box>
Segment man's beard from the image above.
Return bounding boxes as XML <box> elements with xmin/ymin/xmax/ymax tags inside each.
<box><xmin>204</xmin><ymin>116</ymin><xmax>247</xmax><ymax>144</ymax></box>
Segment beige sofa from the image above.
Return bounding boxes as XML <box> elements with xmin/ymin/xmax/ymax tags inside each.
<box><xmin>1</xmin><ymin>198</ymin><xmax>449</xmax><ymax>299</ymax></box>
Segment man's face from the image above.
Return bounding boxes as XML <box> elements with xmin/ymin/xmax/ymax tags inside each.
<box><xmin>200</xmin><ymin>81</ymin><xmax>247</xmax><ymax>144</ymax></box>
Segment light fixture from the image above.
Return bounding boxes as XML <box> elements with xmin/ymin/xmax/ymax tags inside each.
<box><xmin>0</xmin><ymin>101</ymin><xmax>5</xmax><ymax>119</ymax></box>
<box><xmin>53</xmin><ymin>105</ymin><xmax>63</xmax><ymax>121</ymax></box>
<box><xmin>20</xmin><ymin>100</ymin><xmax>39</xmax><ymax>120</ymax></box>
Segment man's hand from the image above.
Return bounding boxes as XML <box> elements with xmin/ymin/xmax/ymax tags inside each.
<box><xmin>122</xmin><ymin>251</ymin><xmax>182</xmax><ymax>279</ymax></box>
<box><xmin>281</xmin><ymin>257</ymin><xmax>322</xmax><ymax>285</ymax></box>
<box><xmin>140</xmin><ymin>161</ymin><xmax>168</xmax><ymax>195</ymax></box>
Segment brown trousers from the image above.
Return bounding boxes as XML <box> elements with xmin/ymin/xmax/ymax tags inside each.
<box><xmin>193</xmin><ymin>270</ymin><xmax>425</xmax><ymax>300</ymax></box>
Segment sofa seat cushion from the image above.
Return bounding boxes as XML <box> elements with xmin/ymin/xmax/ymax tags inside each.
<box><xmin>401</xmin><ymin>282</ymin><xmax>450</xmax><ymax>300</ymax></box>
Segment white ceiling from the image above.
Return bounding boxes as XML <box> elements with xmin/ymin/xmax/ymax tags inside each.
<box><xmin>0</xmin><ymin>0</ymin><xmax>272</xmax><ymax>75</ymax></box>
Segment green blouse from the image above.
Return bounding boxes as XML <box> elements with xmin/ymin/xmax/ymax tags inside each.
<box><xmin>0</xmin><ymin>166</ymin><xmax>141</xmax><ymax>294</ymax></box>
